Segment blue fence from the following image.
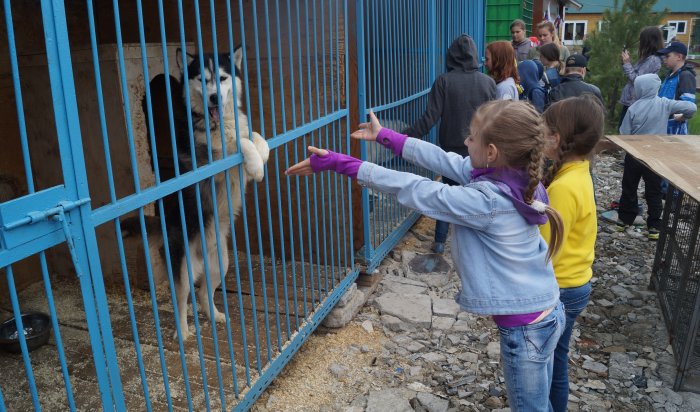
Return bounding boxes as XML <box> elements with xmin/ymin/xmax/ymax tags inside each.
<box><xmin>0</xmin><ymin>1</ymin><xmax>484</xmax><ymax>410</ymax></box>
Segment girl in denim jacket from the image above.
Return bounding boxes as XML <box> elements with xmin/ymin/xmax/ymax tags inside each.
<box><xmin>286</xmin><ymin>101</ymin><xmax>565</xmax><ymax>411</ymax></box>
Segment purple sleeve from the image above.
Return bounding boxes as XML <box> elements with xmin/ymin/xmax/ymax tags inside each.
<box><xmin>309</xmin><ymin>150</ymin><xmax>363</xmax><ymax>179</ymax></box>
<box><xmin>376</xmin><ymin>128</ymin><xmax>409</xmax><ymax>157</ymax></box>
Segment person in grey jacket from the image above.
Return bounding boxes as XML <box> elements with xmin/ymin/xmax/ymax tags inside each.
<box><xmin>510</xmin><ymin>19</ymin><xmax>532</xmax><ymax>62</ymax></box>
<box><xmin>616</xmin><ymin>73</ymin><xmax>697</xmax><ymax>239</ymax></box>
<box><xmin>287</xmin><ymin>102</ymin><xmax>565</xmax><ymax>411</ymax></box>
<box><xmin>403</xmin><ymin>34</ymin><xmax>496</xmax><ymax>253</ymax></box>
<box><xmin>618</xmin><ymin>26</ymin><xmax>663</xmax><ymax>127</ymax></box>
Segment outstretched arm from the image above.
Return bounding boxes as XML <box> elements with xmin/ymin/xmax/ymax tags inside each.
<box><xmin>285</xmin><ymin>148</ymin><xmax>493</xmax><ymax>230</ymax></box>
<box><xmin>352</xmin><ymin>111</ymin><xmax>473</xmax><ymax>185</ymax></box>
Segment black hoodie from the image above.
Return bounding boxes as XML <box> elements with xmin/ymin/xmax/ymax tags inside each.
<box><xmin>403</xmin><ymin>35</ymin><xmax>496</xmax><ymax>157</ymax></box>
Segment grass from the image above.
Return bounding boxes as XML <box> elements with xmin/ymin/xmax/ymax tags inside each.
<box><xmin>690</xmin><ymin>93</ymin><xmax>700</xmax><ymax>135</ymax></box>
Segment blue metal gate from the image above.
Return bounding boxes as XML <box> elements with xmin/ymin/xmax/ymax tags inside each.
<box><xmin>0</xmin><ymin>0</ymin><xmax>484</xmax><ymax>410</ymax></box>
<box><xmin>357</xmin><ymin>0</ymin><xmax>486</xmax><ymax>271</ymax></box>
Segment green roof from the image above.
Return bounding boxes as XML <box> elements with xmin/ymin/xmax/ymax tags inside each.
<box><xmin>568</xmin><ymin>0</ymin><xmax>700</xmax><ymax>14</ymax></box>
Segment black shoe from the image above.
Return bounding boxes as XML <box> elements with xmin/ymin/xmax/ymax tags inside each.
<box><xmin>431</xmin><ymin>242</ymin><xmax>445</xmax><ymax>254</ymax></box>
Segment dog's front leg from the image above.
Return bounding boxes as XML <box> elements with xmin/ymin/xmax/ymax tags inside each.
<box><xmin>239</xmin><ymin>138</ymin><xmax>266</xmax><ymax>182</ymax></box>
<box><xmin>251</xmin><ymin>132</ymin><xmax>270</xmax><ymax>164</ymax></box>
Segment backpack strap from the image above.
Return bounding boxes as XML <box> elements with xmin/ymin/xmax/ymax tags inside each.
<box><xmin>542</xmin><ymin>70</ymin><xmax>551</xmax><ymax>88</ymax></box>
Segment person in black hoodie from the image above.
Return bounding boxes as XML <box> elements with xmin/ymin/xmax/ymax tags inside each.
<box><xmin>403</xmin><ymin>34</ymin><xmax>496</xmax><ymax>254</ymax></box>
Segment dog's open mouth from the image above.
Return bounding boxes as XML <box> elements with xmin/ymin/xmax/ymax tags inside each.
<box><xmin>208</xmin><ymin>106</ymin><xmax>220</xmax><ymax>125</ymax></box>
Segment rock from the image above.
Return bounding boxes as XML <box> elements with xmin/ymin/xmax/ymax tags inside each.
<box><xmin>661</xmin><ymin>388</ymin><xmax>683</xmax><ymax>406</ymax></box>
<box><xmin>336</xmin><ymin>282</ymin><xmax>358</xmax><ymax>307</ymax></box>
<box><xmin>458</xmin><ymin>351</ymin><xmax>479</xmax><ymax>363</ymax></box>
<box><xmin>415</xmin><ymin>392</ymin><xmax>449</xmax><ymax>412</ymax></box>
<box><xmin>609</xmin><ymin>352</ymin><xmax>643</xmax><ymax>381</ymax></box>
<box><xmin>432</xmin><ymin>316</ymin><xmax>456</xmax><ymax>330</ymax></box>
<box><xmin>382</xmin><ymin>275</ymin><xmax>429</xmax><ymax>295</ymax></box>
<box><xmin>483</xmin><ymin>396</ymin><xmax>503</xmax><ymax>409</ymax></box>
<box><xmin>433</xmin><ymin>298</ymin><xmax>461</xmax><ymax>319</ymax></box>
<box><xmin>582</xmin><ymin>359</ymin><xmax>608</xmax><ymax>376</ymax></box>
<box><xmin>487</xmin><ymin>342</ymin><xmax>500</xmax><ymax>359</ymax></box>
<box><xmin>381</xmin><ymin>315</ymin><xmax>415</xmax><ymax>332</ymax></box>
<box><xmin>366</xmin><ymin>389</ymin><xmax>414</xmax><ymax>412</ymax></box>
<box><xmin>361</xmin><ymin>320</ymin><xmax>374</xmax><ymax>333</ymax></box>
<box><xmin>323</xmin><ymin>289</ymin><xmax>366</xmax><ymax>328</ymax></box>
<box><xmin>610</xmin><ymin>285</ymin><xmax>634</xmax><ymax>299</ymax></box>
<box><xmin>451</xmin><ymin>319</ymin><xmax>472</xmax><ymax>332</ymax></box>
<box><xmin>407</xmin><ymin>381</ymin><xmax>432</xmax><ymax>392</ymax></box>
<box><xmin>422</xmin><ymin>352</ymin><xmax>447</xmax><ymax>363</ymax></box>
<box><xmin>584</xmin><ymin>380</ymin><xmax>607</xmax><ymax>390</ymax></box>
<box><xmin>375</xmin><ymin>293</ymin><xmax>432</xmax><ymax>328</ymax></box>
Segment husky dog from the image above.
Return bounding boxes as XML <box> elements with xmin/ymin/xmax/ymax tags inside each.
<box><xmin>123</xmin><ymin>46</ymin><xmax>269</xmax><ymax>340</ymax></box>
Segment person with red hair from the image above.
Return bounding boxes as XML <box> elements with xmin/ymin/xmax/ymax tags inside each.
<box><xmin>485</xmin><ymin>41</ymin><xmax>520</xmax><ymax>100</ymax></box>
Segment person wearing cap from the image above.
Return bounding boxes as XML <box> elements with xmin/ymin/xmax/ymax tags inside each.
<box><xmin>549</xmin><ymin>54</ymin><xmax>603</xmax><ymax>104</ymax></box>
<box><xmin>656</xmin><ymin>41</ymin><xmax>697</xmax><ymax>134</ymax></box>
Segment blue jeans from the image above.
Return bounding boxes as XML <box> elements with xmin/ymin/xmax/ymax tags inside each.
<box><xmin>549</xmin><ymin>282</ymin><xmax>592</xmax><ymax>412</ymax></box>
<box><xmin>498</xmin><ymin>301</ymin><xmax>565</xmax><ymax>412</ymax></box>
<box><xmin>434</xmin><ymin>175</ymin><xmax>459</xmax><ymax>243</ymax></box>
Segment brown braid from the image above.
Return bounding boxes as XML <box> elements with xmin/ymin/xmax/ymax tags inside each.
<box><xmin>524</xmin><ymin>145</ymin><xmax>545</xmax><ymax>204</ymax></box>
<box><xmin>470</xmin><ymin>100</ymin><xmax>564</xmax><ymax>261</ymax></box>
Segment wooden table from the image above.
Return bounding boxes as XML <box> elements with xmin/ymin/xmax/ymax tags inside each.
<box><xmin>605</xmin><ymin>134</ymin><xmax>700</xmax><ymax>392</ymax></box>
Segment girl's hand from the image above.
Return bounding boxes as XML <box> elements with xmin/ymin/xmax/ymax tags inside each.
<box><xmin>621</xmin><ymin>50</ymin><xmax>630</xmax><ymax>64</ymax></box>
<box><xmin>285</xmin><ymin>146</ymin><xmax>329</xmax><ymax>176</ymax></box>
<box><xmin>350</xmin><ymin>110</ymin><xmax>383</xmax><ymax>141</ymax></box>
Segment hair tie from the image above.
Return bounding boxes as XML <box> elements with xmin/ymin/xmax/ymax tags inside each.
<box><xmin>531</xmin><ymin>200</ymin><xmax>547</xmax><ymax>213</ymax></box>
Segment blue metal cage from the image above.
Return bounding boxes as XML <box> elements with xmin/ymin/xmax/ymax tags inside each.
<box><xmin>0</xmin><ymin>1</ymin><xmax>485</xmax><ymax>410</ymax></box>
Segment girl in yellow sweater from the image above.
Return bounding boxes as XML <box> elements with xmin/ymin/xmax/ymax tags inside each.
<box><xmin>540</xmin><ymin>95</ymin><xmax>605</xmax><ymax>412</ymax></box>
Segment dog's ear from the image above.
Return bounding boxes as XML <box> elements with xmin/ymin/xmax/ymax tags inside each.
<box><xmin>176</xmin><ymin>48</ymin><xmax>195</xmax><ymax>73</ymax></box>
<box><xmin>233</xmin><ymin>46</ymin><xmax>244</xmax><ymax>71</ymax></box>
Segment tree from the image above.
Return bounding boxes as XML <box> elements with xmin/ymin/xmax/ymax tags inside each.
<box><xmin>585</xmin><ymin>0</ymin><xmax>667</xmax><ymax>124</ymax></box>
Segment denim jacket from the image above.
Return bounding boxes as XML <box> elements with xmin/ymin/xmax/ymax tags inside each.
<box><xmin>357</xmin><ymin>138</ymin><xmax>560</xmax><ymax>315</ymax></box>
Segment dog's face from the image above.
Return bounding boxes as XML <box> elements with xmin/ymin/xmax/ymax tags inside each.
<box><xmin>176</xmin><ymin>47</ymin><xmax>243</xmax><ymax>130</ymax></box>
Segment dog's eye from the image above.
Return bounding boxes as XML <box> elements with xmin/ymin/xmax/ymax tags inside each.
<box><xmin>220</xmin><ymin>75</ymin><xmax>229</xmax><ymax>82</ymax></box>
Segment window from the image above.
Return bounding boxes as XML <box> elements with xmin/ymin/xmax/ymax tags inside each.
<box><xmin>668</xmin><ymin>20</ymin><xmax>687</xmax><ymax>34</ymax></box>
<box><xmin>562</xmin><ymin>21</ymin><xmax>587</xmax><ymax>45</ymax></box>
<box><xmin>661</xmin><ymin>25</ymin><xmax>678</xmax><ymax>44</ymax></box>
<box><xmin>597</xmin><ymin>20</ymin><xmax>609</xmax><ymax>33</ymax></box>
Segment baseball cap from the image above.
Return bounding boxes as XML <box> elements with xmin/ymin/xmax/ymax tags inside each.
<box><xmin>657</xmin><ymin>41</ymin><xmax>687</xmax><ymax>56</ymax></box>
<box><xmin>565</xmin><ymin>54</ymin><xmax>588</xmax><ymax>68</ymax></box>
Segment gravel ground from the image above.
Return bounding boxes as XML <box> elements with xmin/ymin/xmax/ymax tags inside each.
<box><xmin>253</xmin><ymin>150</ymin><xmax>700</xmax><ymax>412</ymax></box>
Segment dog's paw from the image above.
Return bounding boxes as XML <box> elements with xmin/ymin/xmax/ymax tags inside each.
<box><xmin>174</xmin><ymin>327</ymin><xmax>191</xmax><ymax>341</ymax></box>
<box><xmin>244</xmin><ymin>155</ymin><xmax>265</xmax><ymax>182</ymax></box>
<box><xmin>214</xmin><ymin>311</ymin><xmax>227</xmax><ymax>323</ymax></box>
<box><xmin>252</xmin><ymin>132</ymin><xmax>270</xmax><ymax>164</ymax></box>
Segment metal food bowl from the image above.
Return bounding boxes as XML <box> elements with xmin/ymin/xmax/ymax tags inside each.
<box><xmin>0</xmin><ymin>312</ymin><xmax>51</xmax><ymax>353</ymax></box>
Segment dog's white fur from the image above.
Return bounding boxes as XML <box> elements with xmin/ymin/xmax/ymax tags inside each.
<box><xmin>128</xmin><ymin>48</ymin><xmax>269</xmax><ymax>340</ymax></box>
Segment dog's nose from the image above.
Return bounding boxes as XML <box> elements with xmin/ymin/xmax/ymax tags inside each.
<box><xmin>209</xmin><ymin>95</ymin><xmax>218</xmax><ymax>106</ymax></box>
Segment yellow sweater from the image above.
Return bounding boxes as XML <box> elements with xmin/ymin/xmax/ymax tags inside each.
<box><xmin>540</xmin><ymin>161</ymin><xmax>596</xmax><ymax>288</ymax></box>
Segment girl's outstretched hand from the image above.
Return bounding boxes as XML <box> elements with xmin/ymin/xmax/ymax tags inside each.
<box><xmin>285</xmin><ymin>146</ymin><xmax>329</xmax><ymax>176</ymax></box>
<box><xmin>350</xmin><ymin>110</ymin><xmax>383</xmax><ymax>141</ymax></box>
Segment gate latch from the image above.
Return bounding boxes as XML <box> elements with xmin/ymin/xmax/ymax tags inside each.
<box><xmin>3</xmin><ymin>198</ymin><xmax>91</xmax><ymax>231</ymax></box>
<box><xmin>0</xmin><ymin>185</ymin><xmax>90</xmax><ymax>250</ymax></box>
